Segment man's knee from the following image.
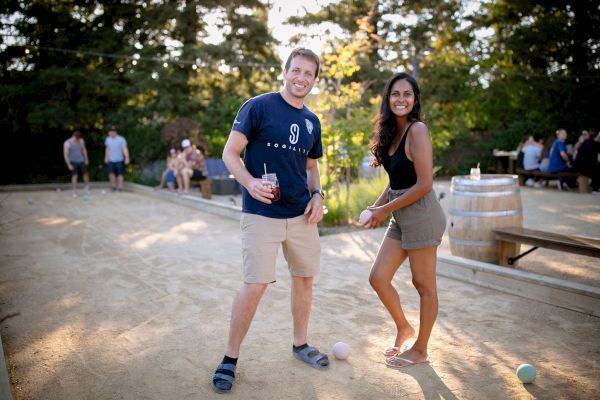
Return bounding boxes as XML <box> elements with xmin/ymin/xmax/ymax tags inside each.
<box><xmin>242</xmin><ymin>282</ymin><xmax>268</xmax><ymax>298</ymax></box>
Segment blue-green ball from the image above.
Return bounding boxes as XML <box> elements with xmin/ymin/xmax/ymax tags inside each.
<box><xmin>516</xmin><ymin>364</ymin><xmax>536</xmax><ymax>383</ymax></box>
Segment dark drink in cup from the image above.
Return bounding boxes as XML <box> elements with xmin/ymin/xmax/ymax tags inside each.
<box><xmin>271</xmin><ymin>186</ymin><xmax>281</xmax><ymax>201</ymax></box>
<box><xmin>262</xmin><ymin>173</ymin><xmax>280</xmax><ymax>201</ymax></box>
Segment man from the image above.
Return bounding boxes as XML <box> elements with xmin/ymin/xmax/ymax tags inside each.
<box><xmin>179</xmin><ymin>139</ymin><xmax>208</xmax><ymax>194</ymax></box>
<box><xmin>573</xmin><ymin>130</ymin><xmax>600</xmax><ymax>193</ymax></box>
<box><xmin>104</xmin><ymin>126</ymin><xmax>130</xmax><ymax>192</ymax></box>
<box><xmin>63</xmin><ymin>131</ymin><xmax>90</xmax><ymax>197</ymax></box>
<box><xmin>212</xmin><ymin>48</ymin><xmax>327</xmax><ymax>394</ymax></box>
<box><xmin>540</xmin><ymin>128</ymin><xmax>572</xmax><ymax>190</ymax></box>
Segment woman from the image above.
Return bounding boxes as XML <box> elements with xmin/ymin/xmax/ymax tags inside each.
<box><xmin>364</xmin><ymin>72</ymin><xmax>446</xmax><ymax>368</ymax></box>
<box><xmin>155</xmin><ymin>148</ymin><xmax>181</xmax><ymax>192</ymax></box>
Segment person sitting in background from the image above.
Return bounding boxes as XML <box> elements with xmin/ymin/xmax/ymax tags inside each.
<box><xmin>178</xmin><ymin>139</ymin><xmax>208</xmax><ymax>194</ymax></box>
<box><xmin>573</xmin><ymin>130</ymin><xmax>590</xmax><ymax>160</ymax></box>
<box><xmin>155</xmin><ymin>148</ymin><xmax>179</xmax><ymax>192</ymax></box>
<box><xmin>539</xmin><ymin>135</ymin><xmax>555</xmax><ymax>172</ymax></box>
<box><xmin>515</xmin><ymin>135</ymin><xmax>532</xmax><ymax>170</ymax></box>
<box><xmin>516</xmin><ymin>135</ymin><xmax>533</xmax><ymax>156</ymax></box>
<box><xmin>540</xmin><ymin>128</ymin><xmax>573</xmax><ymax>190</ymax></box>
<box><xmin>522</xmin><ymin>134</ymin><xmax>545</xmax><ymax>188</ymax></box>
<box><xmin>573</xmin><ymin>129</ymin><xmax>600</xmax><ymax>194</ymax></box>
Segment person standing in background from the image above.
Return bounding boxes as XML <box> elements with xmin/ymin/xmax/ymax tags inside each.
<box><xmin>63</xmin><ymin>131</ymin><xmax>90</xmax><ymax>197</ymax></box>
<box><xmin>104</xmin><ymin>126</ymin><xmax>130</xmax><ymax>192</ymax></box>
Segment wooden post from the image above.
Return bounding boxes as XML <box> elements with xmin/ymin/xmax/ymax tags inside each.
<box><xmin>200</xmin><ymin>179</ymin><xmax>212</xmax><ymax>199</ymax></box>
<box><xmin>577</xmin><ymin>175</ymin><xmax>590</xmax><ymax>193</ymax></box>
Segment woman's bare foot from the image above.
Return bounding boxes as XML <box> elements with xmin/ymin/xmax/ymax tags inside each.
<box><xmin>385</xmin><ymin>347</ymin><xmax>429</xmax><ymax>369</ymax></box>
<box><xmin>383</xmin><ymin>326</ymin><xmax>416</xmax><ymax>356</ymax></box>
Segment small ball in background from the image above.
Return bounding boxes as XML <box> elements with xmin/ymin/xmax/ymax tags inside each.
<box><xmin>26</xmin><ymin>197</ymin><xmax>33</xmax><ymax>205</ymax></box>
<box><xmin>332</xmin><ymin>342</ymin><xmax>350</xmax><ymax>360</ymax></box>
<box><xmin>516</xmin><ymin>364</ymin><xmax>536</xmax><ymax>384</ymax></box>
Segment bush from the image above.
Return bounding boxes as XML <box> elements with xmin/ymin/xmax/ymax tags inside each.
<box><xmin>323</xmin><ymin>174</ymin><xmax>388</xmax><ymax>226</ymax></box>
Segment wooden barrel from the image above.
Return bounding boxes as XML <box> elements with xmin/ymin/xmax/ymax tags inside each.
<box><xmin>448</xmin><ymin>175</ymin><xmax>522</xmax><ymax>264</ymax></box>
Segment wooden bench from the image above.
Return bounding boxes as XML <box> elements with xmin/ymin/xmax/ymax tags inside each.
<box><xmin>494</xmin><ymin>227</ymin><xmax>600</xmax><ymax>267</ymax></box>
<box><xmin>515</xmin><ymin>168</ymin><xmax>589</xmax><ymax>193</ymax></box>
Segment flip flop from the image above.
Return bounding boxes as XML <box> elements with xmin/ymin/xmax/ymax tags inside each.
<box><xmin>383</xmin><ymin>346</ymin><xmax>403</xmax><ymax>357</ymax></box>
<box><xmin>293</xmin><ymin>345</ymin><xmax>329</xmax><ymax>369</ymax></box>
<box><xmin>383</xmin><ymin>339</ymin><xmax>417</xmax><ymax>356</ymax></box>
<box><xmin>385</xmin><ymin>356</ymin><xmax>429</xmax><ymax>369</ymax></box>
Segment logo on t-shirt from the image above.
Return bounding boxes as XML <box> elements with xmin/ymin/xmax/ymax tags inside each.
<box><xmin>305</xmin><ymin>119</ymin><xmax>313</xmax><ymax>135</ymax></box>
<box><xmin>289</xmin><ymin>124</ymin><xmax>300</xmax><ymax>144</ymax></box>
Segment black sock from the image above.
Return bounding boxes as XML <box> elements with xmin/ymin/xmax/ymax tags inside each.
<box><xmin>222</xmin><ymin>355</ymin><xmax>238</xmax><ymax>366</ymax></box>
<box><xmin>293</xmin><ymin>343</ymin><xmax>308</xmax><ymax>353</ymax></box>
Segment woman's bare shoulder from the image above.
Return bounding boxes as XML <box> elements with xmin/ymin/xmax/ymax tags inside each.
<box><xmin>408</xmin><ymin>121</ymin><xmax>430</xmax><ymax>139</ymax></box>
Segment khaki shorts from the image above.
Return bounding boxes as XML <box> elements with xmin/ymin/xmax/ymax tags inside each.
<box><xmin>240</xmin><ymin>213</ymin><xmax>321</xmax><ymax>284</ymax></box>
<box><xmin>386</xmin><ymin>189</ymin><xmax>446</xmax><ymax>249</ymax></box>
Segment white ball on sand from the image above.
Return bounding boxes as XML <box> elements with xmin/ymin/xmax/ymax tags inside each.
<box><xmin>101</xmin><ymin>190</ymin><xmax>106</xmax><ymax>195</ymax></box>
<box><xmin>332</xmin><ymin>342</ymin><xmax>350</xmax><ymax>360</ymax></box>
<box><xmin>358</xmin><ymin>209</ymin><xmax>372</xmax><ymax>225</ymax></box>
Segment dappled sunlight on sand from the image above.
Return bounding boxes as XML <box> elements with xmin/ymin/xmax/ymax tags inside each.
<box><xmin>125</xmin><ymin>220</ymin><xmax>208</xmax><ymax>250</ymax></box>
<box><xmin>21</xmin><ymin>323</ymin><xmax>85</xmax><ymax>389</ymax></box>
<box><xmin>37</xmin><ymin>217</ymin><xmax>82</xmax><ymax>226</ymax></box>
<box><xmin>56</xmin><ymin>293</ymin><xmax>83</xmax><ymax>309</ymax></box>
<box><xmin>537</xmin><ymin>205</ymin><xmax>560</xmax><ymax>214</ymax></box>
<box><xmin>567</xmin><ymin>212</ymin><xmax>600</xmax><ymax>224</ymax></box>
<box><xmin>321</xmin><ymin>231</ymin><xmax>380</xmax><ymax>264</ymax></box>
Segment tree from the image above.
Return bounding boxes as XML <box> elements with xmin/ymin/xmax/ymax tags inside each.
<box><xmin>0</xmin><ymin>0</ymin><xmax>280</xmax><ymax>183</ymax></box>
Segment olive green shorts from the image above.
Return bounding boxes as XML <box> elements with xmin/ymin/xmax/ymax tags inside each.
<box><xmin>386</xmin><ymin>189</ymin><xmax>447</xmax><ymax>249</ymax></box>
<box><xmin>240</xmin><ymin>213</ymin><xmax>321</xmax><ymax>284</ymax></box>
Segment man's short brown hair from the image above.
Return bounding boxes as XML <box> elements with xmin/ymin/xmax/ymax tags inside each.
<box><xmin>284</xmin><ymin>48</ymin><xmax>320</xmax><ymax>78</ymax></box>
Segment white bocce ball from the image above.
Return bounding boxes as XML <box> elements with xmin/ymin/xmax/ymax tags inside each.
<box><xmin>332</xmin><ymin>342</ymin><xmax>350</xmax><ymax>360</ymax></box>
<box><xmin>358</xmin><ymin>209</ymin><xmax>373</xmax><ymax>225</ymax></box>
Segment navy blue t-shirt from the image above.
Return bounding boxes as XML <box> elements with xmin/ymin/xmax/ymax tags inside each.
<box><xmin>232</xmin><ymin>92</ymin><xmax>323</xmax><ymax>218</ymax></box>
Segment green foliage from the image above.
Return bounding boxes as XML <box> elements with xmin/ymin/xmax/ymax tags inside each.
<box><xmin>1</xmin><ymin>0</ymin><xmax>598</xmax><ymax>187</ymax></box>
<box><xmin>323</xmin><ymin>174</ymin><xmax>388</xmax><ymax>226</ymax></box>
<box><xmin>124</xmin><ymin>124</ymin><xmax>164</xmax><ymax>166</ymax></box>
<box><xmin>0</xmin><ymin>0</ymin><xmax>279</xmax><ymax>184</ymax></box>
<box><xmin>199</xmin><ymin>95</ymin><xmax>245</xmax><ymax>158</ymax></box>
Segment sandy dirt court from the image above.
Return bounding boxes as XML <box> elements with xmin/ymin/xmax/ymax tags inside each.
<box><xmin>0</xmin><ymin>187</ymin><xmax>599</xmax><ymax>399</ymax></box>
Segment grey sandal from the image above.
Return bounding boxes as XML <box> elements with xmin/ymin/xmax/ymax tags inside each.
<box><xmin>212</xmin><ymin>362</ymin><xmax>236</xmax><ymax>393</ymax></box>
<box><xmin>293</xmin><ymin>345</ymin><xmax>329</xmax><ymax>369</ymax></box>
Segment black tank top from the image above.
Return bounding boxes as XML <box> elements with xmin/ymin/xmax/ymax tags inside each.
<box><xmin>382</xmin><ymin>122</ymin><xmax>417</xmax><ymax>190</ymax></box>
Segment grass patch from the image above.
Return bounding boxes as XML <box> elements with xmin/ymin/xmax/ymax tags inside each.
<box><xmin>323</xmin><ymin>174</ymin><xmax>389</xmax><ymax>226</ymax></box>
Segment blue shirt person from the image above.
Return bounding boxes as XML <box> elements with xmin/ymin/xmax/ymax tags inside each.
<box><xmin>104</xmin><ymin>127</ymin><xmax>130</xmax><ymax>192</ymax></box>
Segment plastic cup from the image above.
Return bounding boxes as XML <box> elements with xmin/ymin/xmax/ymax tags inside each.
<box><xmin>470</xmin><ymin>168</ymin><xmax>481</xmax><ymax>180</ymax></box>
<box><xmin>261</xmin><ymin>173</ymin><xmax>280</xmax><ymax>201</ymax></box>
